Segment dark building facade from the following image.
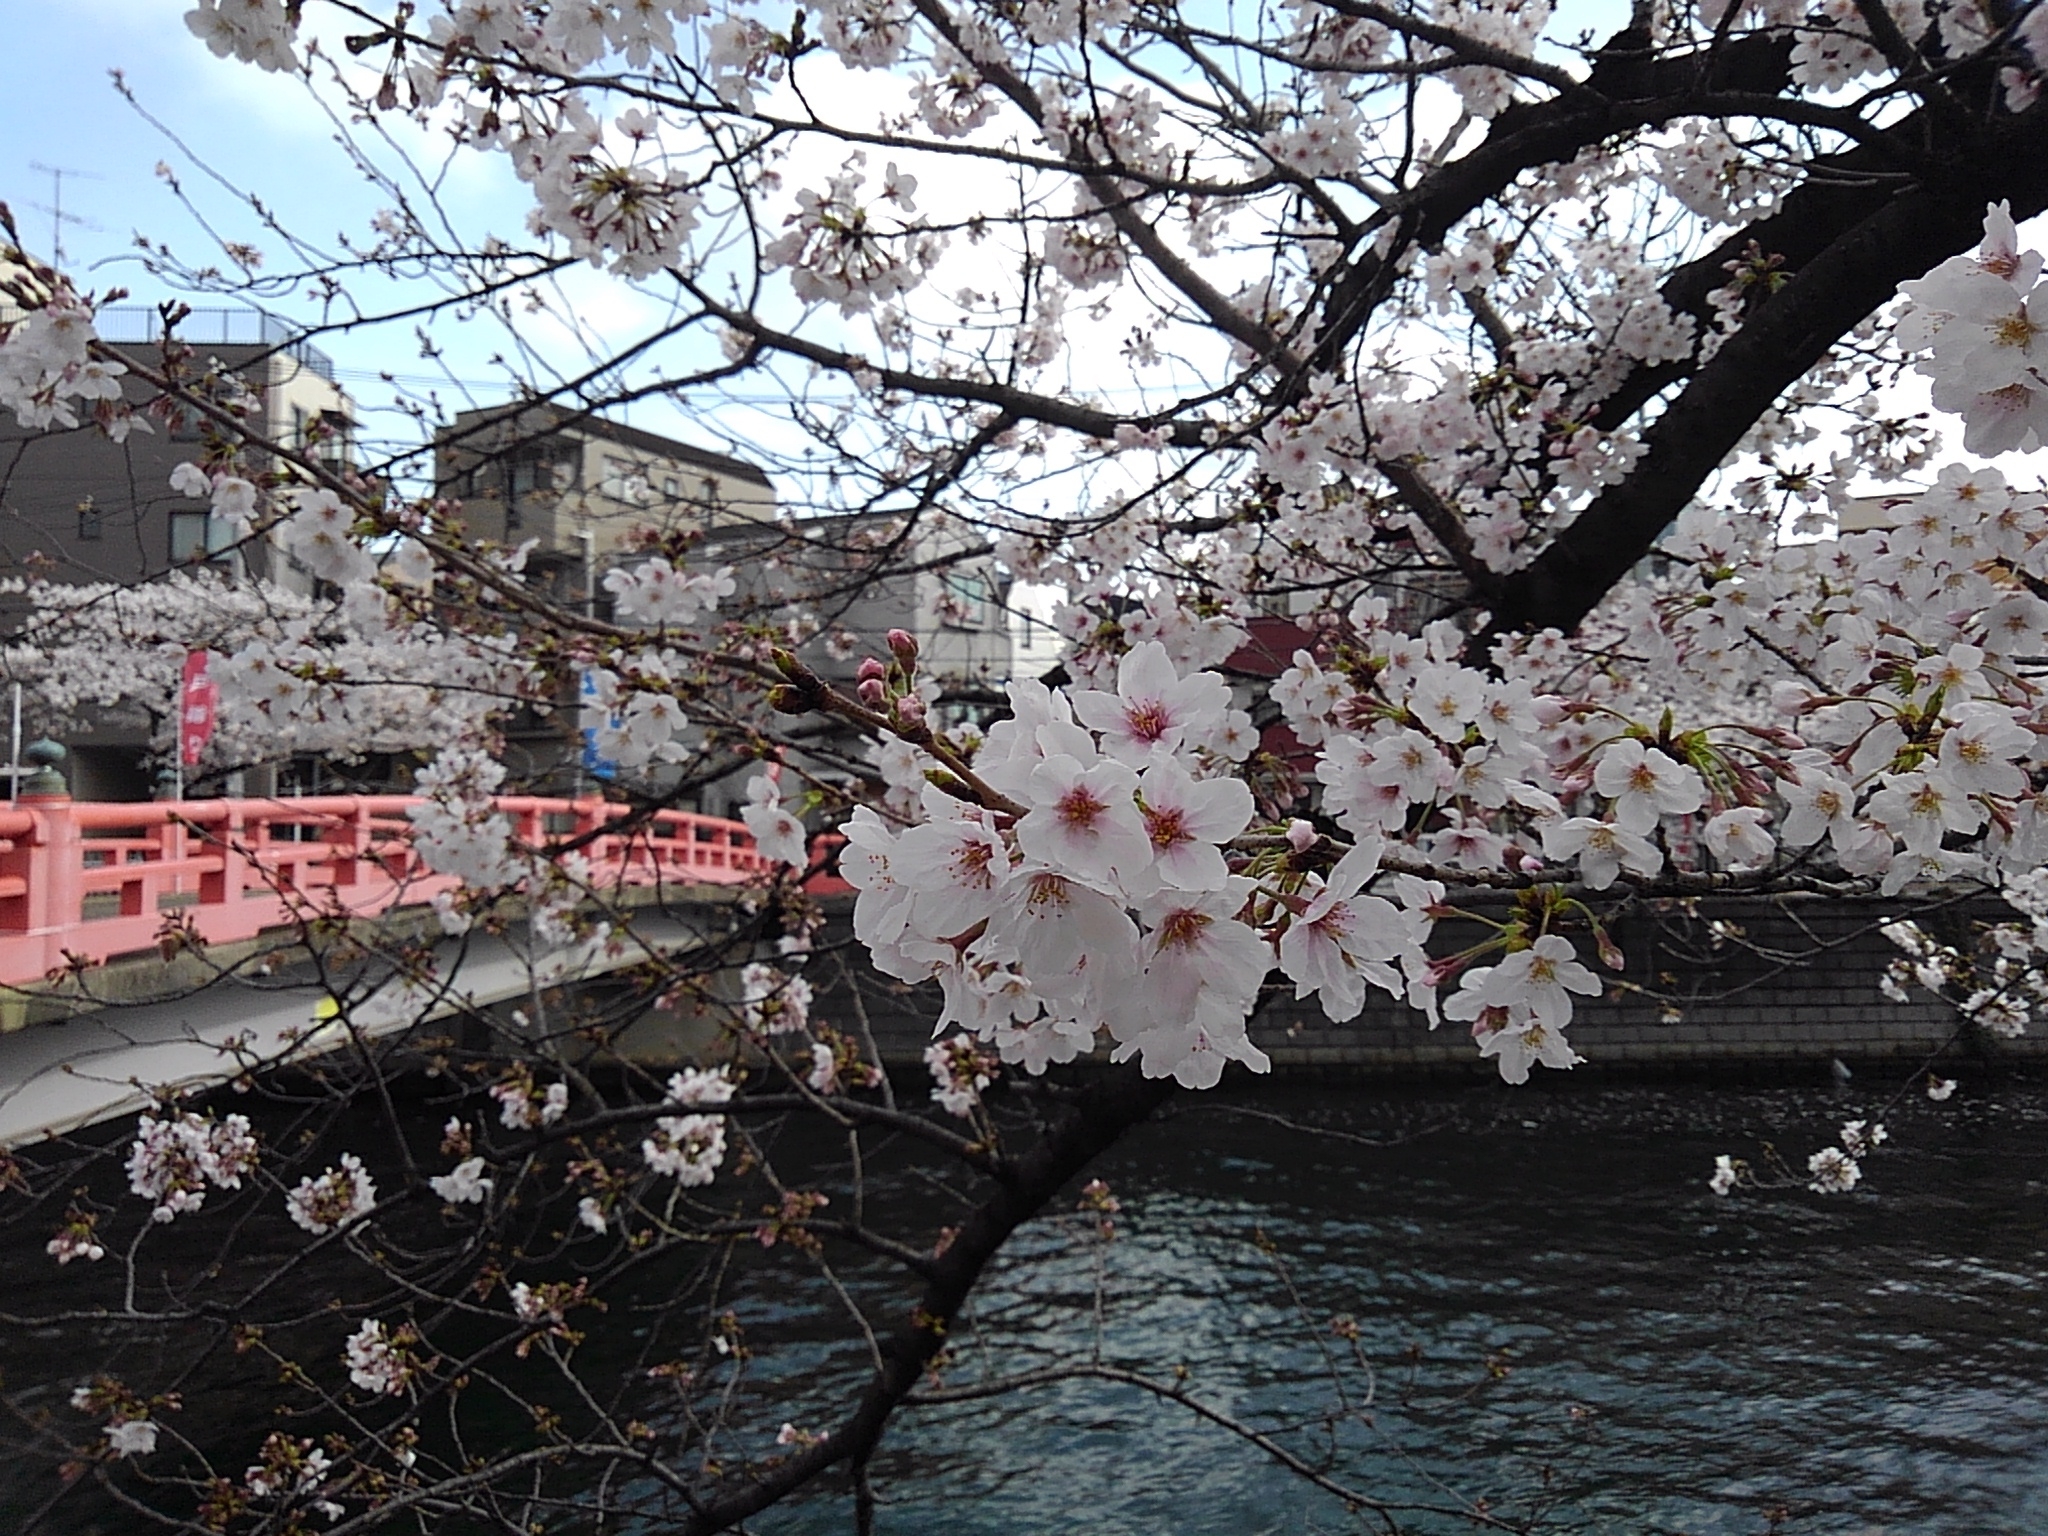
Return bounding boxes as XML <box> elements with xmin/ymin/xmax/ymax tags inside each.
<box><xmin>0</xmin><ymin>307</ymin><xmax>355</xmax><ymax>796</ymax></box>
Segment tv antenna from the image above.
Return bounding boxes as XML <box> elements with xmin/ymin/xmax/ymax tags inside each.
<box><xmin>26</xmin><ymin>161</ymin><xmax>104</xmax><ymax>267</ymax></box>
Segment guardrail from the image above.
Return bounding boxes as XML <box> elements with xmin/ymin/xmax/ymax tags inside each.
<box><xmin>0</xmin><ymin>792</ymin><xmax>772</xmax><ymax>992</ymax></box>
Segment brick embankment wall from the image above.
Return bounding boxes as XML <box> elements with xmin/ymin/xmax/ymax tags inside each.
<box><xmin>806</xmin><ymin>894</ymin><xmax>2036</xmax><ymax>1079</ymax></box>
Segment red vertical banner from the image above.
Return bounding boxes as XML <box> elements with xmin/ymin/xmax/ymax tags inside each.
<box><xmin>180</xmin><ymin>650</ymin><xmax>218</xmax><ymax>768</ymax></box>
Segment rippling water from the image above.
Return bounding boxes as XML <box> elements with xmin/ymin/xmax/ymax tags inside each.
<box><xmin>764</xmin><ymin>1080</ymin><xmax>2048</xmax><ymax>1535</ymax></box>
<box><xmin>10</xmin><ymin>1078</ymin><xmax>2048</xmax><ymax>1534</ymax></box>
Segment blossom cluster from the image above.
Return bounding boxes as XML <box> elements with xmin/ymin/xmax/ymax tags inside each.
<box><xmin>72</xmin><ymin>1380</ymin><xmax>160</xmax><ymax>1458</ymax></box>
<box><xmin>605</xmin><ymin>554</ymin><xmax>737</xmax><ymax>626</ymax></box>
<box><xmin>643</xmin><ymin>1065</ymin><xmax>736</xmax><ymax>1185</ymax></box>
<box><xmin>126</xmin><ymin>1110</ymin><xmax>259</xmax><ymax>1224</ymax></box>
<box><xmin>924</xmin><ymin>1038</ymin><xmax>995</xmax><ymax>1116</ymax></box>
<box><xmin>1898</xmin><ymin>201</ymin><xmax>2048</xmax><ymax>456</ymax></box>
<box><xmin>285</xmin><ymin>1154</ymin><xmax>378</xmax><ymax>1235</ymax></box>
<box><xmin>344</xmin><ymin>1318</ymin><xmax>425</xmax><ymax>1396</ymax></box>
<box><xmin>491</xmin><ymin>1073</ymin><xmax>572</xmax><ymax>1130</ymax></box>
<box><xmin>243</xmin><ymin>1431</ymin><xmax>338</xmax><ymax>1520</ymax></box>
<box><xmin>0</xmin><ymin>299</ymin><xmax>131</xmax><ymax>434</ymax></box>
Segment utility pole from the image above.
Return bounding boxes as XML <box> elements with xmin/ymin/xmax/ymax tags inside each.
<box><xmin>26</xmin><ymin>161</ymin><xmax>103</xmax><ymax>266</ymax></box>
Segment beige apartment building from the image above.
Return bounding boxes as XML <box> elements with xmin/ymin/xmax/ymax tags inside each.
<box><xmin>433</xmin><ymin>404</ymin><xmax>785</xmax><ymax>789</ymax></box>
<box><xmin>432</xmin><ymin>403</ymin><xmax>775</xmax><ymax>592</ymax></box>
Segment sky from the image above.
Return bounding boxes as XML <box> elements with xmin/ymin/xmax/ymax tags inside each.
<box><xmin>4</xmin><ymin>3</ymin><xmax>414</xmax><ymax>367</ymax></box>
<box><xmin>2</xmin><ymin>1</ymin><xmax>711</xmax><ymax>463</ymax></box>
<box><xmin>5</xmin><ymin>2</ymin><xmax>2043</xmax><ymax>496</ymax></box>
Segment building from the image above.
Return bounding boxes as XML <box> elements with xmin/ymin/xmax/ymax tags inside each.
<box><xmin>432</xmin><ymin>403</ymin><xmax>776</xmax><ymax>610</ymax></box>
<box><xmin>0</xmin><ymin>307</ymin><xmax>356</xmax><ymax>795</ymax></box>
<box><xmin>0</xmin><ymin>305</ymin><xmax>353</xmax><ymax>593</ymax></box>
<box><xmin>432</xmin><ymin>406</ymin><xmax>785</xmax><ymax>790</ymax></box>
<box><xmin>691</xmin><ymin>510</ymin><xmax>1014</xmax><ymax>817</ymax></box>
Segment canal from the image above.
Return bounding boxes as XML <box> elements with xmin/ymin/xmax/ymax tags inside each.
<box><xmin>6</xmin><ymin>1076</ymin><xmax>2046</xmax><ymax>1534</ymax></box>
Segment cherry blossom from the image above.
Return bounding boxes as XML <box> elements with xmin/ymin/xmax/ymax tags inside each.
<box><xmin>105</xmin><ymin>1419</ymin><xmax>160</xmax><ymax>1458</ymax></box>
<box><xmin>286</xmin><ymin>1155</ymin><xmax>378</xmax><ymax>1235</ymax></box>
<box><xmin>1472</xmin><ymin>936</ymin><xmax>1600</xmax><ymax>1033</ymax></box>
<box><xmin>1806</xmin><ymin>1148</ymin><xmax>1862</xmax><ymax>1194</ymax></box>
<box><xmin>1592</xmin><ymin>740</ymin><xmax>1706</xmax><ymax>834</ymax></box>
<box><xmin>666</xmin><ymin>1065</ymin><xmax>738</xmax><ymax>1106</ymax></box>
<box><xmin>1016</xmin><ymin>754</ymin><xmax>1151</xmax><ymax>889</ymax></box>
<box><xmin>126</xmin><ymin>1111</ymin><xmax>259</xmax><ymax>1225</ymax></box>
<box><xmin>428</xmin><ymin>1157</ymin><xmax>495</xmax><ymax>1205</ymax></box>
<box><xmin>1470</xmin><ymin>1013</ymin><xmax>1584</xmax><ymax>1086</ymax></box>
<box><xmin>925</xmin><ymin>1039</ymin><xmax>994</xmax><ymax>1116</ymax></box>
<box><xmin>344</xmin><ymin>1319</ymin><xmax>419</xmax><ymax>1396</ymax></box>
<box><xmin>740</xmin><ymin>773</ymin><xmax>809</xmax><ymax>868</ymax></box>
<box><xmin>491</xmin><ymin>1077</ymin><xmax>571</xmax><ymax>1130</ymax></box>
<box><xmin>1275</xmin><ymin>845</ymin><xmax>1415</xmax><ymax>1024</ymax></box>
<box><xmin>1541</xmin><ymin>817</ymin><xmax>1661</xmax><ymax>891</ymax></box>
<box><xmin>897</xmin><ymin>801</ymin><xmax>1012</xmax><ymax>926</ymax></box>
<box><xmin>1129</xmin><ymin>759</ymin><xmax>1254</xmax><ymax>894</ymax></box>
<box><xmin>1071</xmin><ymin>641</ymin><xmax>1233</xmax><ymax>767</ymax></box>
<box><xmin>46</xmin><ymin>1219</ymin><xmax>106</xmax><ymax>1266</ymax></box>
<box><xmin>1703</xmin><ymin>807</ymin><xmax>1776</xmax><ymax>871</ymax></box>
<box><xmin>643</xmin><ymin>1115</ymin><xmax>727</xmax><ymax>1184</ymax></box>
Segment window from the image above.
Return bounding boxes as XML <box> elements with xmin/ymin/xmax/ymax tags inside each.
<box><xmin>170</xmin><ymin>509</ymin><xmax>212</xmax><ymax>563</ymax></box>
<box><xmin>307</xmin><ymin>410</ymin><xmax>352</xmax><ymax>464</ymax></box>
<box><xmin>76</xmin><ymin>498</ymin><xmax>102</xmax><ymax>541</ymax></box>
<box><xmin>941</xmin><ymin>571</ymin><xmax>990</xmax><ymax>629</ymax></box>
<box><xmin>500</xmin><ymin>445</ymin><xmax>557</xmax><ymax>531</ymax></box>
<box><xmin>663</xmin><ymin>476</ymin><xmax>680</xmax><ymax>498</ymax></box>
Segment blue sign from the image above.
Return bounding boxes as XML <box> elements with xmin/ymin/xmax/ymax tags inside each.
<box><xmin>579</xmin><ymin>667</ymin><xmax>619</xmax><ymax>780</ymax></box>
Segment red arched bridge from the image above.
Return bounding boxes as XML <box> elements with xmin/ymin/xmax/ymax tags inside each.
<box><xmin>0</xmin><ymin>790</ymin><xmax>771</xmax><ymax>996</ymax></box>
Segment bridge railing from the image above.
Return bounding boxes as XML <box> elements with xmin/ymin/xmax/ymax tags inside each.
<box><xmin>0</xmin><ymin>792</ymin><xmax>771</xmax><ymax>992</ymax></box>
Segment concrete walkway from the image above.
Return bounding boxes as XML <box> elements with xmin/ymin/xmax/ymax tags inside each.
<box><xmin>0</xmin><ymin>914</ymin><xmax>706</xmax><ymax>1148</ymax></box>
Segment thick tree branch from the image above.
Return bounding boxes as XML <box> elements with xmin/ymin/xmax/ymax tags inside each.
<box><xmin>1482</xmin><ymin>107</ymin><xmax>2048</xmax><ymax>643</ymax></box>
<box><xmin>681</xmin><ymin>1067</ymin><xmax>1177</xmax><ymax>1533</ymax></box>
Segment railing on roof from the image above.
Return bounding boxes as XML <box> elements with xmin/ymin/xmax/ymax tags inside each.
<box><xmin>89</xmin><ymin>306</ymin><xmax>337</xmax><ymax>383</ymax></box>
<box><xmin>0</xmin><ymin>793</ymin><xmax>781</xmax><ymax>996</ymax></box>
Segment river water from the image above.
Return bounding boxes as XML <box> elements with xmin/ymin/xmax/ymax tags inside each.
<box><xmin>9</xmin><ymin>1078</ymin><xmax>2048</xmax><ymax>1534</ymax></box>
<box><xmin>772</xmin><ymin>1079</ymin><xmax>2048</xmax><ymax>1536</ymax></box>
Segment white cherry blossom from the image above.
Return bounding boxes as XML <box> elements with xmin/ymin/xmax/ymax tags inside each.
<box><xmin>1592</xmin><ymin>740</ymin><xmax>1705</xmax><ymax>834</ymax></box>
<box><xmin>1276</xmin><ymin>845</ymin><xmax>1416</xmax><ymax>1023</ymax></box>
<box><xmin>1070</xmin><ymin>641</ymin><xmax>1233</xmax><ymax>767</ymax></box>
<box><xmin>1016</xmin><ymin>754</ymin><xmax>1150</xmax><ymax>889</ymax></box>
<box><xmin>1541</xmin><ymin>817</ymin><xmax>1661</xmax><ymax>890</ymax></box>
<box><xmin>1703</xmin><ymin>807</ymin><xmax>1776</xmax><ymax>871</ymax></box>
<box><xmin>741</xmin><ymin>773</ymin><xmax>809</xmax><ymax>867</ymax></box>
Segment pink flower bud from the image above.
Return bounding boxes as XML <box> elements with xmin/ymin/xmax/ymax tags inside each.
<box><xmin>1768</xmin><ymin>680</ymin><xmax>1812</xmax><ymax>716</ymax></box>
<box><xmin>857</xmin><ymin>677</ymin><xmax>887</xmax><ymax>708</ymax></box>
<box><xmin>895</xmin><ymin>693</ymin><xmax>927</xmax><ymax>728</ymax></box>
<box><xmin>887</xmin><ymin>629</ymin><xmax>919</xmax><ymax>666</ymax></box>
<box><xmin>1285</xmin><ymin>819</ymin><xmax>1316</xmax><ymax>852</ymax></box>
<box><xmin>1423</xmin><ymin>954</ymin><xmax>1463</xmax><ymax>987</ymax></box>
<box><xmin>1518</xmin><ymin>853</ymin><xmax>1543</xmax><ymax>874</ymax></box>
<box><xmin>856</xmin><ymin>656</ymin><xmax>887</xmax><ymax>684</ymax></box>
